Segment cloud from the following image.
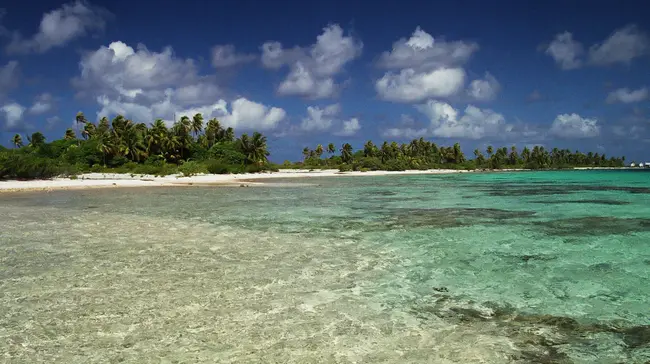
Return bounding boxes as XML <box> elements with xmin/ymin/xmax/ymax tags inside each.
<box><xmin>73</xmin><ymin>41</ymin><xmax>220</xmax><ymax>105</ymax></box>
<box><xmin>211</xmin><ymin>45</ymin><xmax>255</xmax><ymax>67</ymax></box>
<box><xmin>588</xmin><ymin>25</ymin><xmax>649</xmax><ymax>66</ymax></box>
<box><xmin>300</xmin><ymin>103</ymin><xmax>340</xmax><ymax>131</ymax></box>
<box><xmin>550</xmin><ymin>113</ymin><xmax>600</xmax><ymax>138</ymax></box>
<box><xmin>382</xmin><ymin>126</ymin><xmax>429</xmax><ymax>139</ymax></box>
<box><xmin>544</xmin><ymin>32</ymin><xmax>584</xmax><ymax>70</ymax></box>
<box><xmin>385</xmin><ymin>101</ymin><xmax>513</xmax><ymax>140</ymax></box>
<box><xmin>544</xmin><ymin>25</ymin><xmax>649</xmax><ymax>69</ymax></box>
<box><xmin>28</xmin><ymin>93</ymin><xmax>54</xmax><ymax>114</ymax></box>
<box><xmin>219</xmin><ymin>98</ymin><xmax>286</xmax><ymax>130</ymax></box>
<box><xmin>277</xmin><ymin>62</ymin><xmax>335</xmax><ymax>99</ymax></box>
<box><xmin>294</xmin><ymin>103</ymin><xmax>359</xmax><ymax>135</ymax></box>
<box><xmin>0</xmin><ymin>61</ymin><xmax>19</xmax><ymax>97</ymax></box>
<box><xmin>261</xmin><ymin>24</ymin><xmax>362</xmax><ymax>99</ymax></box>
<box><xmin>377</xmin><ymin>26</ymin><xmax>478</xmax><ymax>70</ymax></box>
<box><xmin>375</xmin><ymin>27</ymin><xmax>488</xmax><ymax>104</ymax></box>
<box><xmin>73</xmin><ymin>41</ymin><xmax>285</xmax><ymax>130</ymax></box>
<box><xmin>606</xmin><ymin>87</ymin><xmax>648</xmax><ymax>104</ymax></box>
<box><xmin>467</xmin><ymin>72</ymin><xmax>500</xmax><ymax>101</ymax></box>
<box><xmin>1</xmin><ymin>102</ymin><xmax>25</xmax><ymax>129</ymax></box>
<box><xmin>375</xmin><ymin>67</ymin><xmax>466</xmax><ymax>103</ymax></box>
<box><xmin>418</xmin><ymin>101</ymin><xmax>511</xmax><ymax>139</ymax></box>
<box><xmin>6</xmin><ymin>1</ymin><xmax>111</xmax><ymax>54</ymax></box>
<box><xmin>335</xmin><ymin>117</ymin><xmax>361</xmax><ymax>136</ymax></box>
<box><xmin>97</xmin><ymin>95</ymin><xmax>285</xmax><ymax>131</ymax></box>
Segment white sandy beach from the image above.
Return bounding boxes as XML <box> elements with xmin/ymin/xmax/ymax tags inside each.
<box><xmin>0</xmin><ymin>168</ymin><xmax>474</xmax><ymax>193</ymax></box>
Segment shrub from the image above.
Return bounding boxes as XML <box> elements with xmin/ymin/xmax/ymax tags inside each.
<box><xmin>339</xmin><ymin>164</ymin><xmax>352</xmax><ymax>172</ymax></box>
<box><xmin>178</xmin><ymin>160</ymin><xmax>206</xmax><ymax>177</ymax></box>
<box><xmin>383</xmin><ymin>159</ymin><xmax>408</xmax><ymax>171</ymax></box>
<box><xmin>208</xmin><ymin>142</ymin><xmax>246</xmax><ymax>165</ymax></box>
<box><xmin>244</xmin><ymin>164</ymin><xmax>264</xmax><ymax>173</ymax></box>
<box><xmin>205</xmin><ymin>160</ymin><xmax>234</xmax><ymax>174</ymax></box>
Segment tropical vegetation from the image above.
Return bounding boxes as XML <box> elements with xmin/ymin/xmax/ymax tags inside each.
<box><xmin>1</xmin><ymin>113</ymin><xmax>626</xmax><ymax>180</ymax></box>
<box><xmin>1</xmin><ymin>112</ymin><xmax>273</xmax><ymax>180</ymax></box>
<box><xmin>293</xmin><ymin>138</ymin><xmax>625</xmax><ymax>172</ymax></box>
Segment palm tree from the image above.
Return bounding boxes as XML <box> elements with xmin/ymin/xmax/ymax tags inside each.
<box><xmin>64</xmin><ymin>128</ymin><xmax>76</xmax><ymax>140</ymax></box>
<box><xmin>179</xmin><ymin>116</ymin><xmax>191</xmax><ymax>134</ymax></box>
<box><xmin>205</xmin><ymin>118</ymin><xmax>222</xmax><ymax>147</ymax></box>
<box><xmin>223</xmin><ymin>127</ymin><xmax>235</xmax><ymax>142</ymax></box>
<box><xmin>327</xmin><ymin>143</ymin><xmax>335</xmax><ymax>155</ymax></box>
<box><xmin>82</xmin><ymin>122</ymin><xmax>96</xmax><ymax>139</ymax></box>
<box><xmin>27</xmin><ymin>132</ymin><xmax>45</xmax><ymax>147</ymax></box>
<box><xmin>191</xmin><ymin>113</ymin><xmax>203</xmax><ymax>139</ymax></box>
<box><xmin>12</xmin><ymin>134</ymin><xmax>22</xmax><ymax>148</ymax></box>
<box><xmin>97</xmin><ymin>117</ymin><xmax>109</xmax><ymax>132</ymax></box>
<box><xmin>341</xmin><ymin>143</ymin><xmax>353</xmax><ymax>164</ymax></box>
<box><xmin>363</xmin><ymin>140</ymin><xmax>376</xmax><ymax>157</ymax></box>
<box><xmin>248</xmin><ymin>132</ymin><xmax>269</xmax><ymax>165</ymax></box>
<box><xmin>315</xmin><ymin>144</ymin><xmax>324</xmax><ymax>159</ymax></box>
<box><xmin>75</xmin><ymin>112</ymin><xmax>87</xmax><ymax>144</ymax></box>
<box><xmin>302</xmin><ymin>147</ymin><xmax>310</xmax><ymax>161</ymax></box>
<box><xmin>95</xmin><ymin>133</ymin><xmax>112</xmax><ymax>166</ymax></box>
<box><xmin>238</xmin><ymin>133</ymin><xmax>269</xmax><ymax>165</ymax></box>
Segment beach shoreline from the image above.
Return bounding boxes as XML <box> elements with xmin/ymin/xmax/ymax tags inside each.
<box><xmin>0</xmin><ymin>168</ymin><xmax>476</xmax><ymax>193</ymax></box>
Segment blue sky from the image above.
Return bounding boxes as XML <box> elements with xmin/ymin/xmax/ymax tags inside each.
<box><xmin>0</xmin><ymin>0</ymin><xmax>649</xmax><ymax>162</ymax></box>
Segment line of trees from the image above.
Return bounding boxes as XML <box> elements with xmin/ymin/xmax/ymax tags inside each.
<box><xmin>1</xmin><ymin>112</ymin><xmax>273</xmax><ymax>179</ymax></box>
<box><xmin>1</xmin><ymin>116</ymin><xmax>627</xmax><ymax>180</ymax></box>
<box><xmin>293</xmin><ymin>138</ymin><xmax>626</xmax><ymax>171</ymax></box>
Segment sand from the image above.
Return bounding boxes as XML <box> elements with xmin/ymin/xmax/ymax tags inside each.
<box><xmin>0</xmin><ymin>169</ymin><xmax>474</xmax><ymax>193</ymax></box>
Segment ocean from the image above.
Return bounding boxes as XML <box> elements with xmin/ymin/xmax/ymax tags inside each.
<box><xmin>1</xmin><ymin>170</ymin><xmax>649</xmax><ymax>363</ymax></box>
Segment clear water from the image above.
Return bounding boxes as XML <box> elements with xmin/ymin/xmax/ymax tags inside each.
<box><xmin>1</xmin><ymin>170</ymin><xmax>650</xmax><ymax>363</ymax></box>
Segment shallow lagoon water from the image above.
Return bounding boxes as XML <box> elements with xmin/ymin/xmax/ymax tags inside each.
<box><xmin>1</xmin><ymin>170</ymin><xmax>650</xmax><ymax>363</ymax></box>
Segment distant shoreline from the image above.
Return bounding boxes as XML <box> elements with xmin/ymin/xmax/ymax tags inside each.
<box><xmin>0</xmin><ymin>167</ymin><xmax>640</xmax><ymax>193</ymax></box>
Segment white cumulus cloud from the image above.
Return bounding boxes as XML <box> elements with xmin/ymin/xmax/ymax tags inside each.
<box><xmin>261</xmin><ymin>24</ymin><xmax>362</xmax><ymax>99</ymax></box>
<box><xmin>545</xmin><ymin>25</ymin><xmax>649</xmax><ymax>69</ymax></box>
<box><xmin>589</xmin><ymin>25</ymin><xmax>649</xmax><ymax>66</ymax></box>
<box><xmin>375</xmin><ymin>67</ymin><xmax>466</xmax><ymax>103</ymax></box>
<box><xmin>416</xmin><ymin>100</ymin><xmax>510</xmax><ymax>139</ymax></box>
<box><xmin>375</xmin><ymin>27</ymin><xmax>490</xmax><ymax>103</ymax></box>
<box><xmin>297</xmin><ymin>103</ymin><xmax>360</xmax><ymax>135</ymax></box>
<box><xmin>335</xmin><ymin>117</ymin><xmax>361</xmax><ymax>136</ymax></box>
<box><xmin>606</xmin><ymin>87</ymin><xmax>648</xmax><ymax>104</ymax></box>
<box><xmin>1</xmin><ymin>102</ymin><xmax>26</xmax><ymax>129</ymax></box>
<box><xmin>377</xmin><ymin>26</ymin><xmax>478</xmax><ymax>70</ymax></box>
<box><xmin>545</xmin><ymin>32</ymin><xmax>584</xmax><ymax>70</ymax></box>
<box><xmin>211</xmin><ymin>44</ymin><xmax>255</xmax><ymax>68</ymax></box>
<box><xmin>28</xmin><ymin>93</ymin><xmax>54</xmax><ymax>114</ymax></box>
<box><xmin>467</xmin><ymin>72</ymin><xmax>500</xmax><ymax>101</ymax></box>
<box><xmin>6</xmin><ymin>1</ymin><xmax>110</xmax><ymax>54</ymax></box>
<box><xmin>300</xmin><ymin>104</ymin><xmax>340</xmax><ymax>131</ymax></box>
<box><xmin>385</xmin><ymin>101</ymin><xmax>512</xmax><ymax>140</ymax></box>
<box><xmin>550</xmin><ymin>113</ymin><xmax>600</xmax><ymax>138</ymax></box>
<box><xmin>75</xmin><ymin>41</ymin><xmax>284</xmax><ymax>130</ymax></box>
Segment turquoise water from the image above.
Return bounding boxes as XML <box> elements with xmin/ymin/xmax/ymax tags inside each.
<box><xmin>1</xmin><ymin>170</ymin><xmax>650</xmax><ymax>363</ymax></box>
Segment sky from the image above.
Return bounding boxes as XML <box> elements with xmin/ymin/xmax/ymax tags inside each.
<box><xmin>0</xmin><ymin>0</ymin><xmax>649</xmax><ymax>162</ymax></box>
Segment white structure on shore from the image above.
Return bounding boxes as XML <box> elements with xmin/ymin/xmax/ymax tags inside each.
<box><xmin>631</xmin><ymin>163</ymin><xmax>636</xmax><ymax>167</ymax></box>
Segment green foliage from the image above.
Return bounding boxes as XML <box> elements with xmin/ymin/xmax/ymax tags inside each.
<box><xmin>338</xmin><ymin>164</ymin><xmax>353</xmax><ymax>172</ymax></box>
<box><xmin>178</xmin><ymin>161</ymin><xmax>206</xmax><ymax>177</ymax></box>
<box><xmin>286</xmin><ymin>138</ymin><xmax>626</xmax><ymax>172</ymax></box>
<box><xmin>205</xmin><ymin>160</ymin><xmax>237</xmax><ymax>174</ymax></box>
<box><xmin>209</xmin><ymin>142</ymin><xmax>246</xmax><ymax>165</ymax></box>
<box><xmin>0</xmin><ymin>151</ymin><xmax>61</xmax><ymax>179</ymax></box>
<box><xmin>383</xmin><ymin>159</ymin><xmax>409</xmax><ymax>171</ymax></box>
